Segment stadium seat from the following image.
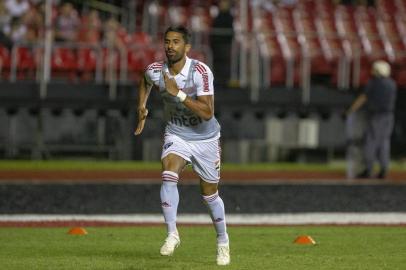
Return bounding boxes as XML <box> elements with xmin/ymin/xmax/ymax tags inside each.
<box><xmin>315</xmin><ymin>16</ymin><xmax>345</xmax><ymax>86</ymax></box>
<box><xmin>128</xmin><ymin>32</ymin><xmax>151</xmax><ymax>46</ymax></box>
<box><xmin>266</xmin><ymin>35</ymin><xmax>286</xmax><ymax>86</ymax></box>
<box><xmin>272</xmin><ymin>8</ymin><xmax>302</xmax><ymax>87</ymax></box>
<box><xmin>188</xmin><ymin>49</ymin><xmax>207</xmax><ymax>63</ymax></box>
<box><xmin>293</xmin><ymin>9</ymin><xmax>332</xmax><ymax>76</ymax></box>
<box><xmin>0</xmin><ymin>46</ymin><xmax>11</xmax><ymax>78</ymax></box>
<box><xmin>101</xmin><ymin>47</ymin><xmax>121</xmax><ymax>82</ymax></box>
<box><xmin>51</xmin><ymin>47</ymin><xmax>78</xmax><ymax>80</ymax></box>
<box><xmin>77</xmin><ymin>47</ymin><xmax>98</xmax><ymax>81</ymax></box>
<box><xmin>12</xmin><ymin>47</ymin><xmax>38</xmax><ymax>81</ymax></box>
<box><xmin>393</xmin><ymin>63</ymin><xmax>406</xmax><ymax>87</ymax></box>
<box><xmin>127</xmin><ymin>46</ymin><xmax>155</xmax><ymax>81</ymax></box>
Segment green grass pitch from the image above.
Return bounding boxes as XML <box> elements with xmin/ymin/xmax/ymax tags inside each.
<box><xmin>1</xmin><ymin>226</ymin><xmax>405</xmax><ymax>269</ymax></box>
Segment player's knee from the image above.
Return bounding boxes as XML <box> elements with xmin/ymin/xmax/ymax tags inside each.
<box><xmin>200</xmin><ymin>180</ymin><xmax>218</xmax><ymax>196</ymax></box>
<box><xmin>162</xmin><ymin>154</ymin><xmax>186</xmax><ymax>174</ymax></box>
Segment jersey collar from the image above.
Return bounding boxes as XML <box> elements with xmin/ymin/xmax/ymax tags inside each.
<box><xmin>164</xmin><ymin>57</ymin><xmax>191</xmax><ymax>78</ymax></box>
<box><xmin>179</xmin><ymin>57</ymin><xmax>192</xmax><ymax>77</ymax></box>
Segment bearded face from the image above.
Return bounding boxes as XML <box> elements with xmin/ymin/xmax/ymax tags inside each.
<box><xmin>164</xmin><ymin>31</ymin><xmax>190</xmax><ymax>64</ymax></box>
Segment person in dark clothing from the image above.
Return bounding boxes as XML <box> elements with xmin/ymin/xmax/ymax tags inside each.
<box><xmin>347</xmin><ymin>60</ymin><xmax>397</xmax><ymax>179</ymax></box>
<box><xmin>210</xmin><ymin>0</ymin><xmax>234</xmax><ymax>86</ymax></box>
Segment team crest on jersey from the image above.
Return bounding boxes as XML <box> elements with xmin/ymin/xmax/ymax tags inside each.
<box><xmin>164</xmin><ymin>142</ymin><xmax>173</xmax><ymax>150</ymax></box>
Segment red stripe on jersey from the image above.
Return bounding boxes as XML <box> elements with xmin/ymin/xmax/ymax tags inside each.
<box><xmin>195</xmin><ymin>64</ymin><xmax>210</xmax><ymax>92</ymax></box>
<box><xmin>194</xmin><ymin>65</ymin><xmax>202</xmax><ymax>74</ymax></box>
<box><xmin>148</xmin><ymin>64</ymin><xmax>163</xmax><ymax>70</ymax></box>
<box><xmin>196</xmin><ymin>63</ymin><xmax>207</xmax><ymax>71</ymax></box>
<box><xmin>146</xmin><ymin>62</ymin><xmax>163</xmax><ymax>71</ymax></box>
<box><xmin>194</xmin><ymin>63</ymin><xmax>207</xmax><ymax>74</ymax></box>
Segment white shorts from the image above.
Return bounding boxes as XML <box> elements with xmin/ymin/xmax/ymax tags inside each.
<box><xmin>161</xmin><ymin>133</ymin><xmax>221</xmax><ymax>183</ymax></box>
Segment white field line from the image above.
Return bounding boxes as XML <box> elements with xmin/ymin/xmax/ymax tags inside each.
<box><xmin>1</xmin><ymin>213</ymin><xmax>406</xmax><ymax>225</ymax></box>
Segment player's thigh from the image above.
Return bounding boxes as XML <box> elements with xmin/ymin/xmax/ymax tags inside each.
<box><xmin>162</xmin><ymin>153</ymin><xmax>187</xmax><ymax>175</ymax></box>
<box><xmin>161</xmin><ymin>133</ymin><xmax>191</xmax><ymax>174</ymax></box>
<box><xmin>191</xmin><ymin>139</ymin><xmax>221</xmax><ymax>183</ymax></box>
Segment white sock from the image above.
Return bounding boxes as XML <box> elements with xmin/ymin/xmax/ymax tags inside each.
<box><xmin>161</xmin><ymin>171</ymin><xmax>179</xmax><ymax>234</ymax></box>
<box><xmin>203</xmin><ymin>191</ymin><xmax>229</xmax><ymax>244</ymax></box>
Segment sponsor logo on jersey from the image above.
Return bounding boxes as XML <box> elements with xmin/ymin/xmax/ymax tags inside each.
<box><xmin>170</xmin><ymin>114</ymin><xmax>203</xmax><ymax>127</ymax></box>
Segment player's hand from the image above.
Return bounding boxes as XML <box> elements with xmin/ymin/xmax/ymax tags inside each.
<box><xmin>163</xmin><ymin>72</ymin><xmax>179</xmax><ymax>96</ymax></box>
<box><xmin>134</xmin><ymin>107</ymin><xmax>148</xmax><ymax>135</ymax></box>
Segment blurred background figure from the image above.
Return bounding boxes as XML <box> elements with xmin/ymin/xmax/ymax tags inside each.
<box><xmin>190</xmin><ymin>5</ymin><xmax>210</xmax><ymax>47</ymax></box>
<box><xmin>54</xmin><ymin>2</ymin><xmax>79</xmax><ymax>42</ymax></box>
<box><xmin>22</xmin><ymin>1</ymin><xmax>44</xmax><ymax>43</ymax></box>
<box><xmin>78</xmin><ymin>9</ymin><xmax>102</xmax><ymax>45</ymax></box>
<box><xmin>2</xmin><ymin>16</ymin><xmax>27</xmax><ymax>44</ymax></box>
<box><xmin>103</xmin><ymin>16</ymin><xmax>125</xmax><ymax>51</ymax></box>
<box><xmin>210</xmin><ymin>0</ymin><xmax>233</xmax><ymax>86</ymax></box>
<box><xmin>5</xmin><ymin>0</ymin><xmax>29</xmax><ymax>18</ymax></box>
<box><xmin>0</xmin><ymin>0</ymin><xmax>12</xmax><ymax>49</ymax></box>
<box><xmin>0</xmin><ymin>0</ymin><xmax>11</xmax><ymax>29</ymax></box>
<box><xmin>347</xmin><ymin>60</ymin><xmax>397</xmax><ymax>179</ymax></box>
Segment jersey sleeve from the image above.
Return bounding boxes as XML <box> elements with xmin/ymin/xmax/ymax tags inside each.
<box><xmin>144</xmin><ymin>62</ymin><xmax>163</xmax><ymax>85</ymax></box>
<box><xmin>193</xmin><ymin>62</ymin><xmax>214</xmax><ymax>96</ymax></box>
<box><xmin>144</xmin><ymin>70</ymin><xmax>153</xmax><ymax>85</ymax></box>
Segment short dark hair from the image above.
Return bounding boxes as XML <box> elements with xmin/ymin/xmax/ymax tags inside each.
<box><xmin>164</xmin><ymin>26</ymin><xmax>191</xmax><ymax>44</ymax></box>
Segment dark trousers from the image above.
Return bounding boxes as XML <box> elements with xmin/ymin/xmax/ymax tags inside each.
<box><xmin>364</xmin><ymin>113</ymin><xmax>394</xmax><ymax>173</ymax></box>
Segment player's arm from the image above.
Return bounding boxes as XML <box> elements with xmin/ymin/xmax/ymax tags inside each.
<box><xmin>346</xmin><ymin>93</ymin><xmax>366</xmax><ymax>115</ymax></box>
<box><xmin>163</xmin><ymin>72</ymin><xmax>214</xmax><ymax>121</ymax></box>
<box><xmin>134</xmin><ymin>74</ymin><xmax>153</xmax><ymax>135</ymax></box>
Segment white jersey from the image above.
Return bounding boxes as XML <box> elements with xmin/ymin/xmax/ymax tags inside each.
<box><xmin>144</xmin><ymin>57</ymin><xmax>220</xmax><ymax>141</ymax></box>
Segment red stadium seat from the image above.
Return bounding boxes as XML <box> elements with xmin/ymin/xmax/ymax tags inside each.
<box><xmin>129</xmin><ymin>32</ymin><xmax>151</xmax><ymax>46</ymax></box>
<box><xmin>188</xmin><ymin>49</ymin><xmax>206</xmax><ymax>63</ymax></box>
<box><xmin>127</xmin><ymin>46</ymin><xmax>155</xmax><ymax>81</ymax></box>
<box><xmin>393</xmin><ymin>66</ymin><xmax>406</xmax><ymax>88</ymax></box>
<box><xmin>265</xmin><ymin>35</ymin><xmax>286</xmax><ymax>86</ymax></box>
<box><xmin>0</xmin><ymin>46</ymin><xmax>11</xmax><ymax>78</ymax></box>
<box><xmin>77</xmin><ymin>48</ymin><xmax>99</xmax><ymax>81</ymax></box>
<box><xmin>14</xmin><ymin>47</ymin><xmax>37</xmax><ymax>80</ymax></box>
<box><xmin>77</xmin><ymin>48</ymin><xmax>97</xmax><ymax>72</ymax></box>
<box><xmin>293</xmin><ymin>9</ymin><xmax>332</xmax><ymax>77</ymax></box>
<box><xmin>51</xmin><ymin>47</ymin><xmax>77</xmax><ymax>80</ymax></box>
<box><xmin>16</xmin><ymin>47</ymin><xmax>36</xmax><ymax>70</ymax></box>
<box><xmin>101</xmin><ymin>47</ymin><xmax>123</xmax><ymax>82</ymax></box>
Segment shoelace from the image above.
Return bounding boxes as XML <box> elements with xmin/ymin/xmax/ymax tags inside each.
<box><xmin>165</xmin><ymin>235</ymin><xmax>179</xmax><ymax>246</ymax></box>
<box><xmin>218</xmin><ymin>246</ymin><xmax>229</xmax><ymax>257</ymax></box>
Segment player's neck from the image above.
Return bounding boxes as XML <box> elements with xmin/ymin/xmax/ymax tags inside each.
<box><xmin>167</xmin><ymin>57</ymin><xmax>186</xmax><ymax>75</ymax></box>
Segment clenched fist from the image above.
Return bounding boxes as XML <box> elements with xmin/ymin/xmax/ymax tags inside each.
<box><xmin>134</xmin><ymin>107</ymin><xmax>148</xmax><ymax>135</ymax></box>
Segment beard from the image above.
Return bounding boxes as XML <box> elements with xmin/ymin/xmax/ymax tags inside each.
<box><xmin>166</xmin><ymin>50</ymin><xmax>183</xmax><ymax>64</ymax></box>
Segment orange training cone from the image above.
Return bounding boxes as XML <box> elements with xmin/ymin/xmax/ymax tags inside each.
<box><xmin>68</xmin><ymin>227</ymin><xmax>88</xmax><ymax>235</ymax></box>
<box><xmin>293</xmin><ymin>235</ymin><xmax>316</xmax><ymax>245</ymax></box>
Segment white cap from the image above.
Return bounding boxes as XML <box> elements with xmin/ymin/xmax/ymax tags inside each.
<box><xmin>372</xmin><ymin>60</ymin><xmax>391</xmax><ymax>77</ymax></box>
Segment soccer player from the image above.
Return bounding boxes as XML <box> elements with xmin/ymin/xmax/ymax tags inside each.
<box><xmin>134</xmin><ymin>26</ymin><xmax>230</xmax><ymax>266</ymax></box>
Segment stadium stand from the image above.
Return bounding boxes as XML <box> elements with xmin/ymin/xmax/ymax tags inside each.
<box><xmin>0</xmin><ymin>0</ymin><xmax>405</xmax><ymax>88</ymax></box>
<box><xmin>0</xmin><ymin>0</ymin><xmax>405</xmax><ymax>161</ymax></box>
